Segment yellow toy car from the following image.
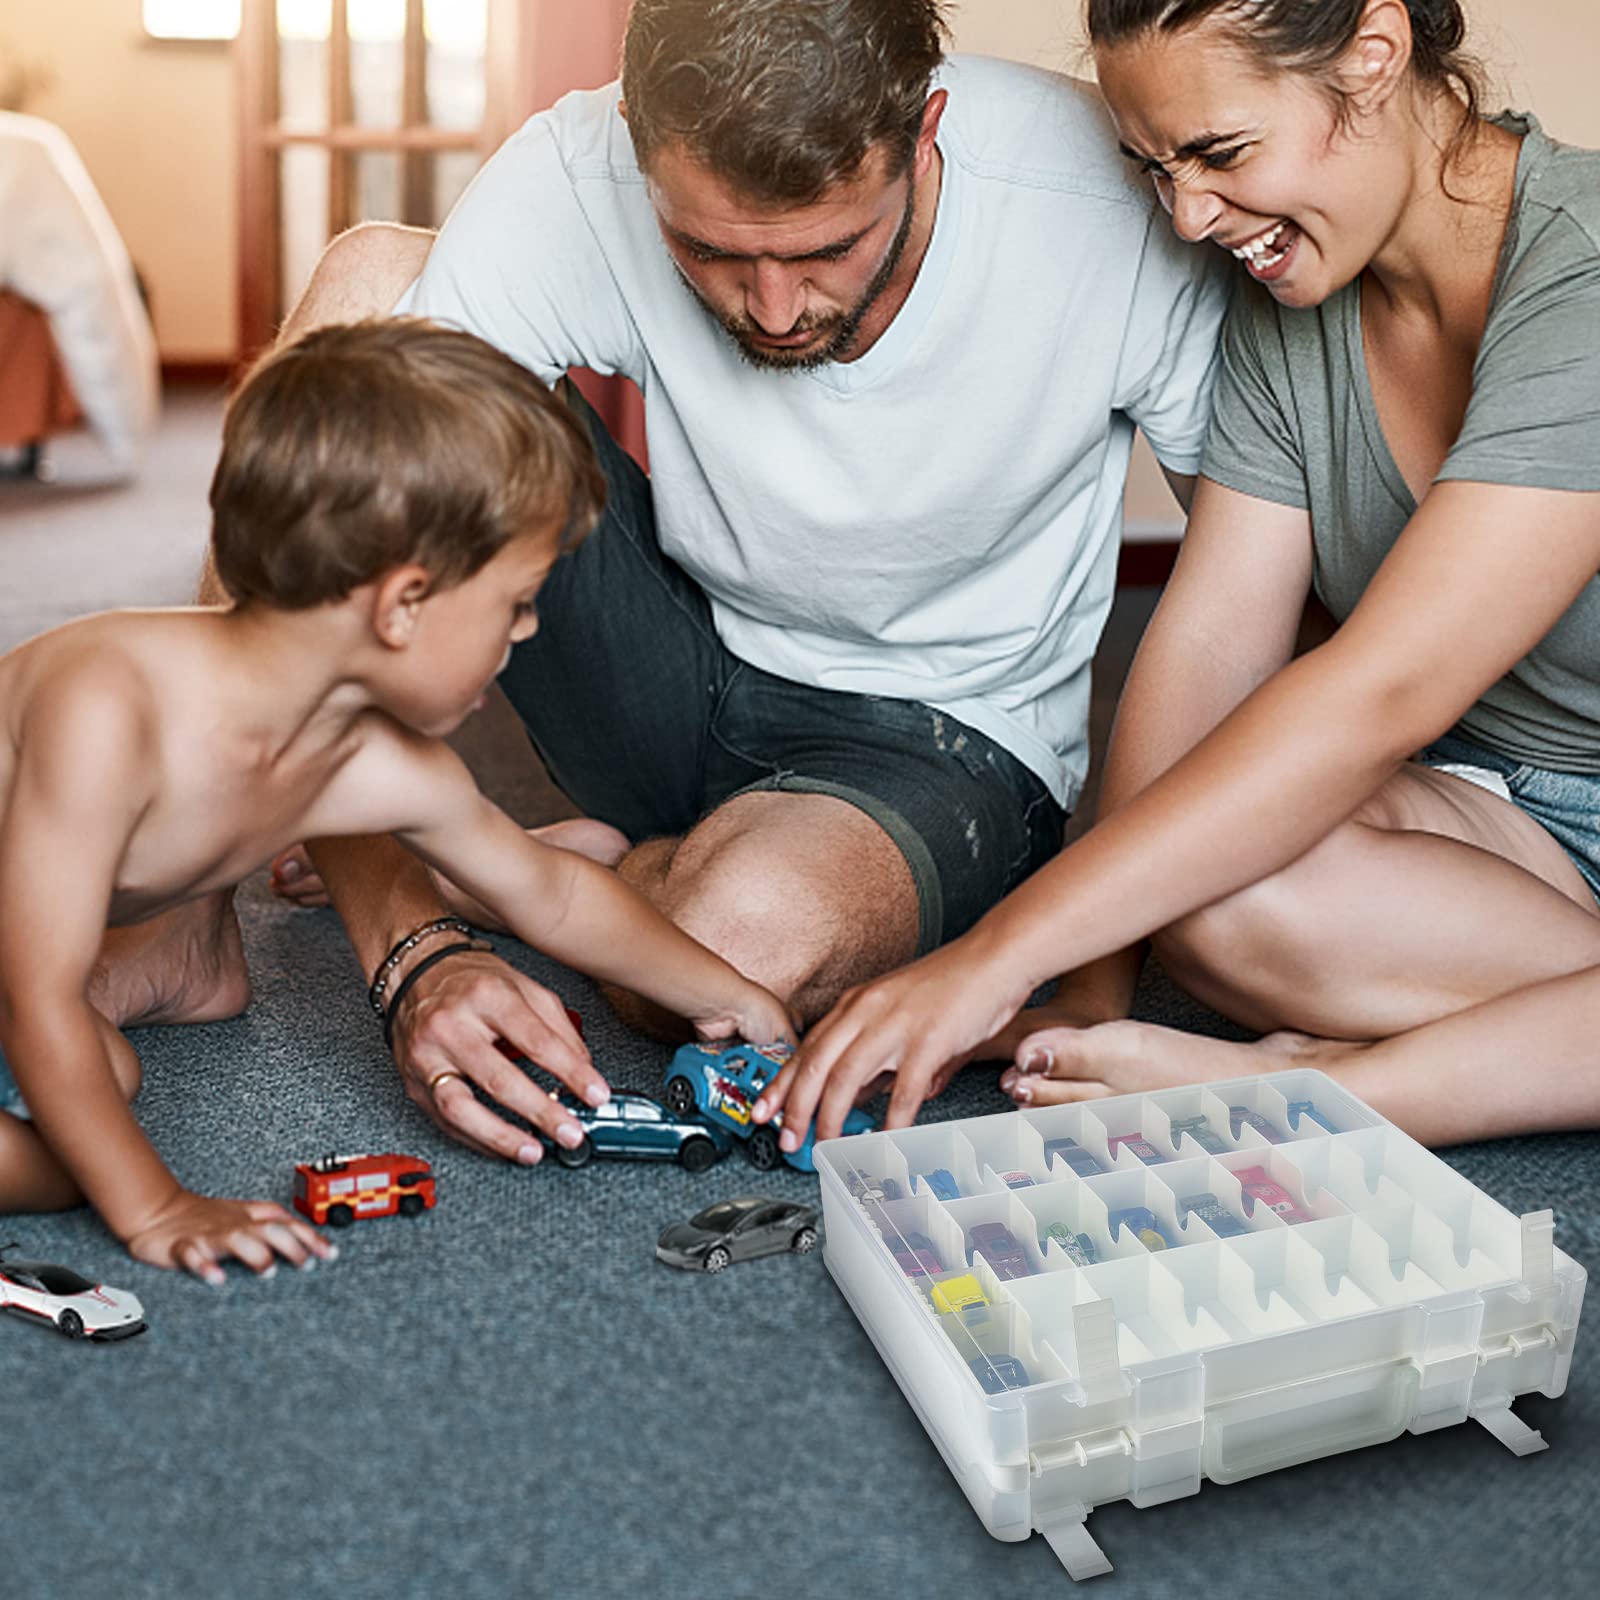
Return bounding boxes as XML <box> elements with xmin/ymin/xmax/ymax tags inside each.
<box><xmin>931</xmin><ymin>1272</ymin><xmax>990</xmax><ymax>1317</ymax></box>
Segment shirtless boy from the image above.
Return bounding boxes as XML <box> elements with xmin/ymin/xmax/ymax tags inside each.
<box><xmin>0</xmin><ymin>319</ymin><xmax>793</xmax><ymax>1284</ymax></box>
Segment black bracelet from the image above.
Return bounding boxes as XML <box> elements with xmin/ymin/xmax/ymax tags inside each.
<box><xmin>381</xmin><ymin>940</ymin><xmax>489</xmax><ymax>1052</ymax></box>
<box><xmin>367</xmin><ymin>916</ymin><xmax>475</xmax><ymax>1017</ymax></box>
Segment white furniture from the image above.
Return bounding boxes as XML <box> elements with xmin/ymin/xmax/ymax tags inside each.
<box><xmin>0</xmin><ymin>111</ymin><xmax>158</xmax><ymax>473</ymax></box>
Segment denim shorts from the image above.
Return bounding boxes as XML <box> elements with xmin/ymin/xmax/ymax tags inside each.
<box><xmin>495</xmin><ymin>388</ymin><xmax>1066</xmax><ymax>955</ymax></box>
<box><xmin>1417</xmin><ymin>730</ymin><xmax>1600</xmax><ymax>906</ymax></box>
<box><xmin>0</xmin><ymin>1043</ymin><xmax>28</xmax><ymax>1120</ymax></box>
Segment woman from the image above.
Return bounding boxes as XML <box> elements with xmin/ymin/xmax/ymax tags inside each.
<box><xmin>757</xmin><ymin>0</ymin><xmax>1600</xmax><ymax>1148</ymax></box>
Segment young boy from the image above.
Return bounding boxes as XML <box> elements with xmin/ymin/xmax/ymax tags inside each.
<box><xmin>0</xmin><ymin>320</ymin><xmax>793</xmax><ymax>1284</ymax></box>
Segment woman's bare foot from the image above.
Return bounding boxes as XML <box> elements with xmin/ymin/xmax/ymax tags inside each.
<box><xmin>88</xmin><ymin>892</ymin><xmax>252</xmax><ymax>1030</ymax></box>
<box><xmin>268</xmin><ymin>818</ymin><xmax>634</xmax><ymax>929</ymax></box>
<box><xmin>996</xmin><ymin>1019</ymin><xmax>1367</xmax><ymax>1107</ymax></box>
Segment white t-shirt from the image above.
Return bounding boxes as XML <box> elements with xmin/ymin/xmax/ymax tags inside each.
<box><xmin>403</xmin><ymin>55</ymin><xmax>1228</xmax><ymax>808</ymax></box>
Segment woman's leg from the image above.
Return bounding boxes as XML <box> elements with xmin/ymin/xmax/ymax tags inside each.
<box><xmin>1001</xmin><ymin>766</ymin><xmax>1600</xmax><ymax>1141</ymax></box>
<box><xmin>1005</xmin><ymin>961</ymin><xmax>1600</xmax><ymax>1146</ymax></box>
<box><xmin>1158</xmin><ymin>763</ymin><xmax>1600</xmax><ymax>1037</ymax></box>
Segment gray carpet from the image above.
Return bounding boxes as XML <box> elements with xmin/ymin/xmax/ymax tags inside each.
<box><xmin>5</xmin><ymin>680</ymin><xmax>1596</xmax><ymax>1600</ymax></box>
<box><xmin>4</xmin><ymin>402</ymin><xmax>1596</xmax><ymax>1597</ymax></box>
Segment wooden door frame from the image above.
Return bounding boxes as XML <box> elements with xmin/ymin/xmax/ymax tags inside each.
<box><xmin>236</xmin><ymin>0</ymin><xmax>527</xmax><ymax>357</ymax></box>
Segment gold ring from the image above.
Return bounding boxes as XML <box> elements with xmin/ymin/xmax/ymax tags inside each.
<box><xmin>427</xmin><ymin>1069</ymin><xmax>466</xmax><ymax>1097</ymax></box>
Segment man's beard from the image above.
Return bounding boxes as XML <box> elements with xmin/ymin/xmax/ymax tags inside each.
<box><xmin>682</xmin><ymin>180</ymin><xmax>920</xmax><ymax>372</ymax></box>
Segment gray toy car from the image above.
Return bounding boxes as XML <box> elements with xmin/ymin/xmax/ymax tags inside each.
<box><xmin>656</xmin><ymin>1195</ymin><xmax>821</xmax><ymax>1273</ymax></box>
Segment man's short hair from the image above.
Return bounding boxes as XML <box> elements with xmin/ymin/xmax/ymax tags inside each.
<box><xmin>622</xmin><ymin>0</ymin><xmax>951</xmax><ymax>205</ymax></box>
<box><xmin>210</xmin><ymin>320</ymin><xmax>605</xmax><ymax>610</ymax></box>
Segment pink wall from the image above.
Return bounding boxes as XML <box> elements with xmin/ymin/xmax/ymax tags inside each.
<box><xmin>520</xmin><ymin>0</ymin><xmax>647</xmax><ymax>463</ymax></box>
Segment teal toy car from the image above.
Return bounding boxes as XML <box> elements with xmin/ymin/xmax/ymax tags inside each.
<box><xmin>663</xmin><ymin>1040</ymin><xmax>872</xmax><ymax>1173</ymax></box>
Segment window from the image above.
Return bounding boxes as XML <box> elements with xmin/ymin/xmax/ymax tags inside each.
<box><xmin>144</xmin><ymin>2</ymin><xmax>242</xmax><ymax>40</ymax></box>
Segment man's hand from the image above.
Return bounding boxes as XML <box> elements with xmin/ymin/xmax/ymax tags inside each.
<box><xmin>388</xmin><ymin>947</ymin><xmax>612</xmax><ymax>1162</ymax></box>
<box><xmin>124</xmin><ymin>1192</ymin><xmax>336</xmax><ymax>1286</ymax></box>
<box><xmin>753</xmin><ymin>932</ymin><xmax>1033</xmax><ymax>1149</ymax></box>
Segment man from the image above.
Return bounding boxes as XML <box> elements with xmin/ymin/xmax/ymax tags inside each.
<box><xmin>145</xmin><ymin>0</ymin><xmax>1226</xmax><ymax>1163</ymax></box>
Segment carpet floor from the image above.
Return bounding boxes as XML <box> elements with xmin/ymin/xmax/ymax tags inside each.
<box><xmin>4</xmin><ymin>692</ymin><xmax>1595</xmax><ymax>1600</ymax></box>
<box><xmin>3</xmin><ymin>406</ymin><xmax>1595</xmax><ymax>1597</ymax></box>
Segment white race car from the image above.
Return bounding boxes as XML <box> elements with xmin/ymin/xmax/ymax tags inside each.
<box><xmin>0</xmin><ymin>1253</ymin><xmax>146</xmax><ymax>1341</ymax></box>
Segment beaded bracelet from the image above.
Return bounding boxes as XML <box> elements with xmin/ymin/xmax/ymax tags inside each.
<box><xmin>381</xmin><ymin>939</ymin><xmax>490</xmax><ymax>1052</ymax></box>
<box><xmin>367</xmin><ymin>916</ymin><xmax>475</xmax><ymax>1017</ymax></box>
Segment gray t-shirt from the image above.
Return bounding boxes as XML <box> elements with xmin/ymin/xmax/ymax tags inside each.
<box><xmin>1203</xmin><ymin>113</ymin><xmax>1600</xmax><ymax>774</ymax></box>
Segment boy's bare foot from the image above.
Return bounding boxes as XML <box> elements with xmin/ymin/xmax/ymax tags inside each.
<box><xmin>89</xmin><ymin>892</ymin><xmax>252</xmax><ymax>1030</ymax></box>
<box><xmin>996</xmin><ymin>1018</ymin><xmax>1365</xmax><ymax>1106</ymax></box>
<box><xmin>269</xmin><ymin>818</ymin><xmax>633</xmax><ymax>927</ymax></box>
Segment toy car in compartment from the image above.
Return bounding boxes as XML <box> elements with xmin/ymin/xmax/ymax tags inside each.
<box><xmin>1178</xmin><ymin>1191</ymin><xmax>1248</xmax><ymax>1239</ymax></box>
<box><xmin>889</xmin><ymin>1230</ymin><xmax>944</xmax><ymax>1279</ymax></box>
<box><xmin>543</xmin><ymin>1090</ymin><xmax>732</xmax><ymax>1172</ymax></box>
<box><xmin>917</xmin><ymin>1167</ymin><xmax>962</xmax><ymax>1200</ymax></box>
<box><xmin>931</xmin><ymin>1273</ymin><xmax>990</xmax><ymax>1317</ymax></box>
<box><xmin>1287</xmin><ymin>1099</ymin><xmax>1339</xmax><ymax>1134</ymax></box>
<box><xmin>967</xmin><ymin>1222</ymin><xmax>1032</xmax><ymax>1281</ymax></box>
<box><xmin>846</xmin><ymin>1172</ymin><xmax>903</xmax><ymax>1206</ymax></box>
<box><xmin>970</xmin><ymin>1353</ymin><xmax>1031</xmax><ymax>1394</ymax></box>
<box><xmin>664</xmin><ymin>1041</ymin><xmax>871</xmax><ymax>1173</ymax></box>
<box><xmin>1235</xmin><ymin>1166</ymin><xmax>1313</xmax><ymax>1224</ymax></box>
<box><xmin>1108</xmin><ymin>1206</ymin><xmax>1176</xmax><ymax>1251</ymax></box>
<box><xmin>1107</xmin><ymin>1133</ymin><xmax>1168</xmax><ymax>1167</ymax></box>
<box><xmin>1229</xmin><ymin>1106</ymin><xmax>1286</xmax><ymax>1144</ymax></box>
<box><xmin>1041</xmin><ymin>1222</ymin><xmax>1100</xmax><ymax>1267</ymax></box>
<box><xmin>1043</xmin><ymin>1137</ymin><xmax>1106</xmax><ymax>1178</ymax></box>
<box><xmin>1169</xmin><ymin>1115</ymin><xmax>1229</xmax><ymax>1155</ymax></box>
<box><xmin>655</xmin><ymin>1195</ymin><xmax>819</xmax><ymax>1273</ymax></box>
<box><xmin>0</xmin><ymin>1250</ymin><xmax>145</xmax><ymax>1341</ymax></box>
<box><xmin>293</xmin><ymin>1152</ymin><xmax>436</xmax><ymax>1227</ymax></box>
<box><xmin>1001</xmin><ymin>1170</ymin><xmax>1035</xmax><ymax>1190</ymax></box>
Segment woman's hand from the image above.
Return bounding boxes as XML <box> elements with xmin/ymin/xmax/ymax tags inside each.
<box><xmin>389</xmin><ymin>948</ymin><xmax>612</xmax><ymax>1163</ymax></box>
<box><xmin>124</xmin><ymin>1191</ymin><xmax>336</xmax><ymax>1285</ymax></box>
<box><xmin>754</xmin><ymin>933</ymin><xmax>1034</xmax><ymax>1148</ymax></box>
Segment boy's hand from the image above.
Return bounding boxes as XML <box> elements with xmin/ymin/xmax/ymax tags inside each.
<box><xmin>754</xmin><ymin>936</ymin><xmax>1030</xmax><ymax>1150</ymax></box>
<box><xmin>125</xmin><ymin>1193</ymin><xmax>336</xmax><ymax>1286</ymax></box>
<box><xmin>689</xmin><ymin>982</ymin><xmax>798</xmax><ymax>1052</ymax></box>
<box><xmin>389</xmin><ymin>948</ymin><xmax>612</xmax><ymax>1163</ymax></box>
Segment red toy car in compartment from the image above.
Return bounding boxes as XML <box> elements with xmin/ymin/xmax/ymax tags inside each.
<box><xmin>1234</xmin><ymin>1165</ymin><xmax>1312</xmax><ymax>1225</ymax></box>
<box><xmin>293</xmin><ymin>1152</ymin><xmax>437</xmax><ymax>1227</ymax></box>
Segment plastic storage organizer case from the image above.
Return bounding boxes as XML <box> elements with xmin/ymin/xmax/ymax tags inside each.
<box><xmin>817</xmin><ymin>1069</ymin><xmax>1586</xmax><ymax>1581</ymax></box>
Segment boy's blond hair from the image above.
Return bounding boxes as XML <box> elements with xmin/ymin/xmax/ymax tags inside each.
<box><xmin>210</xmin><ymin>320</ymin><xmax>606</xmax><ymax>609</ymax></box>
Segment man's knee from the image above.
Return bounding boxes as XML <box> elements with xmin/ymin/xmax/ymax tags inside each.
<box><xmin>279</xmin><ymin>222</ymin><xmax>436</xmax><ymax>344</ymax></box>
<box><xmin>622</xmin><ymin>799</ymin><xmax>920</xmax><ymax>1007</ymax></box>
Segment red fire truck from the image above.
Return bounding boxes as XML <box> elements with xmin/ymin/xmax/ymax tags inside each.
<box><xmin>293</xmin><ymin>1152</ymin><xmax>437</xmax><ymax>1227</ymax></box>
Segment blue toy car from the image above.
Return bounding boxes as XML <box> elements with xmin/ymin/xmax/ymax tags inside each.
<box><xmin>1108</xmin><ymin>1206</ymin><xmax>1176</xmax><ymax>1251</ymax></box>
<box><xmin>916</xmin><ymin>1167</ymin><xmax>961</xmax><ymax>1201</ymax></box>
<box><xmin>1042</xmin><ymin>1137</ymin><xmax>1106</xmax><ymax>1178</ymax></box>
<box><xmin>1286</xmin><ymin>1099</ymin><xmax>1339</xmax><ymax>1134</ymax></box>
<box><xmin>663</xmin><ymin>1041</ymin><xmax>872</xmax><ymax>1173</ymax></box>
<box><xmin>546</xmin><ymin>1090</ymin><xmax>734</xmax><ymax>1172</ymax></box>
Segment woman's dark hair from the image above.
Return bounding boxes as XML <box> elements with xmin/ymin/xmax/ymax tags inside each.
<box><xmin>1086</xmin><ymin>1</ymin><xmax>1484</xmax><ymax>145</ymax></box>
<box><xmin>622</xmin><ymin>0</ymin><xmax>951</xmax><ymax>205</ymax></box>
